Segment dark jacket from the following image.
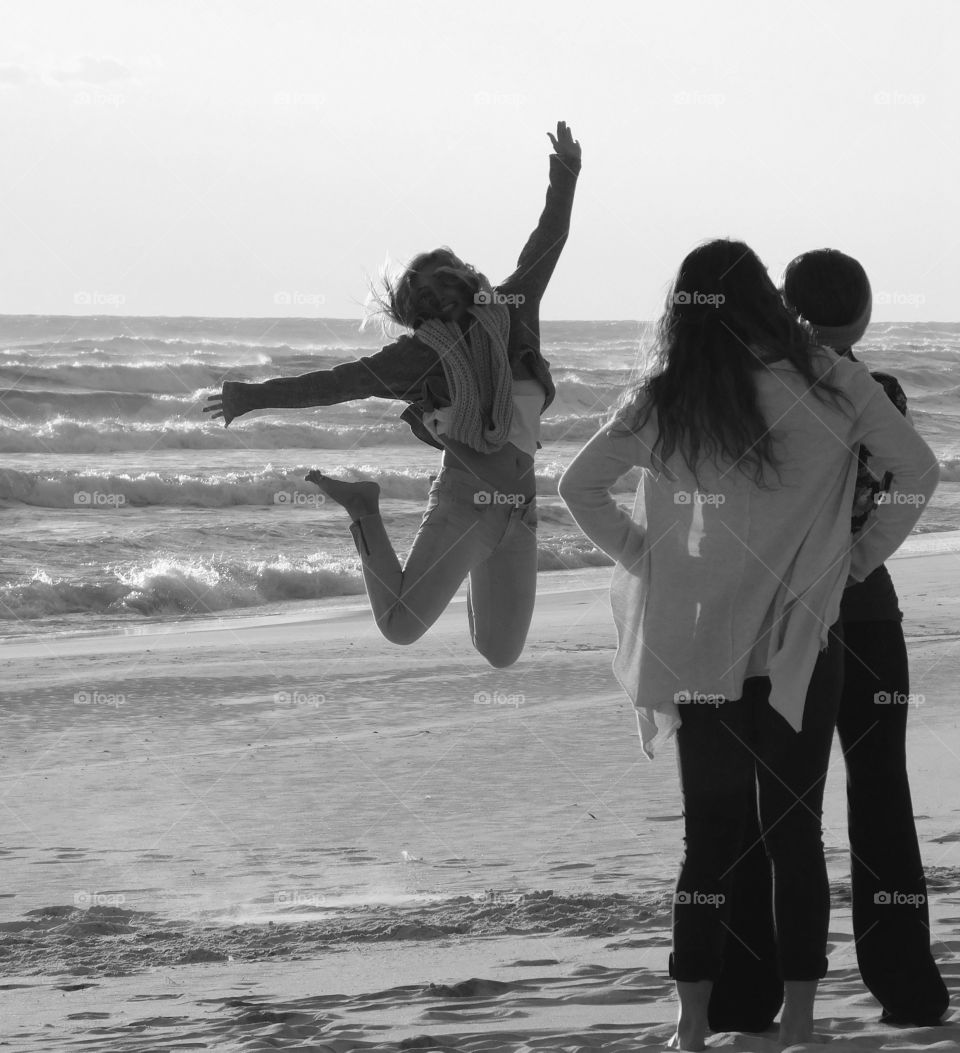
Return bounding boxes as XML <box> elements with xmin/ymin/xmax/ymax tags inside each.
<box><xmin>239</xmin><ymin>153</ymin><xmax>581</xmax><ymax>449</ymax></box>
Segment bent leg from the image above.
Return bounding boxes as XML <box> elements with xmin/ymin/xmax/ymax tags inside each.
<box><xmin>467</xmin><ymin>500</ymin><xmax>538</xmax><ymax>668</ymax></box>
<box><xmin>352</xmin><ymin>477</ymin><xmax>495</xmax><ymax>646</ymax></box>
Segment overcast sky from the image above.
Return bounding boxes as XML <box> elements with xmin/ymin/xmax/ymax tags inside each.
<box><xmin>0</xmin><ymin>0</ymin><xmax>956</xmax><ymax>321</ymax></box>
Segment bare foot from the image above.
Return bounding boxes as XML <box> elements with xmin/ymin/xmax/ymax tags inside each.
<box><xmin>668</xmin><ymin>979</ymin><xmax>711</xmax><ymax>1051</ymax></box>
<box><xmin>666</xmin><ymin>1031</ymin><xmax>706</xmax><ymax>1051</ymax></box>
<box><xmin>305</xmin><ymin>471</ymin><xmax>380</xmax><ymax>521</ymax></box>
<box><xmin>779</xmin><ymin>1024</ymin><xmax>825</xmax><ymax>1046</ymax></box>
<box><xmin>779</xmin><ymin>979</ymin><xmax>821</xmax><ymax>1047</ymax></box>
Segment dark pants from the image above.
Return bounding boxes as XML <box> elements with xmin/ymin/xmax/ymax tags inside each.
<box><xmin>837</xmin><ymin>621</ymin><xmax>948</xmax><ymax>1023</ymax></box>
<box><xmin>709</xmin><ymin>620</ymin><xmax>949</xmax><ymax>1030</ymax></box>
<box><xmin>671</xmin><ymin>626</ymin><xmax>842</xmax><ymax>984</ymax></box>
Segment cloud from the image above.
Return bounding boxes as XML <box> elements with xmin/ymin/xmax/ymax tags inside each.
<box><xmin>50</xmin><ymin>56</ymin><xmax>132</xmax><ymax>84</ymax></box>
<box><xmin>0</xmin><ymin>64</ymin><xmax>30</xmax><ymax>85</ymax></box>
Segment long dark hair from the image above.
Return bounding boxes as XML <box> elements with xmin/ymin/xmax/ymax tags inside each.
<box><xmin>367</xmin><ymin>247</ymin><xmax>488</xmax><ymax>332</ymax></box>
<box><xmin>615</xmin><ymin>239</ymin><xmax>847</xmax><ymax>485</ymax></box>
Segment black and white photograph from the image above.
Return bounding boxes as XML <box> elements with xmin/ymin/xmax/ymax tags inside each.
<box><xmin>0</xmin><ymin>1</ymin><xmax>957</xmax><ymax>1049</ymax></box>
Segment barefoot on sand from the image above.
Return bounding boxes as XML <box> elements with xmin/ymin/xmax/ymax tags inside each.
<box><xmin>305</xmin><ymin>470</ymin><xmax>380</xmax><ymax>520</ymax></box>
<box><xmin>666</xmin><ymin>1030</ymin><xmax>707</xmax><ymax>1051</ymax></box>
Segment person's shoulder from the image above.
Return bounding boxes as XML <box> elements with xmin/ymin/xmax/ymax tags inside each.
<box><xmin>869</xmin><ymin>371</ymin><xmax>908</xmax><ymax>414</ymax></box>
<box><xmin>604</xmin><ymin>402</ymin><xmax>658</xmax><ymax>446</ymax></box>
<box><xmin>805</xmin><ymin>346</ymin><xmax>876</xmax><ymax>393</ymax></box>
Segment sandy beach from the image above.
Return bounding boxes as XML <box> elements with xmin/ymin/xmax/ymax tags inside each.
<box><xmin>0</xmin><ymin>537</ymin><xmax>958</xmax><ymax>1051</ymax></box>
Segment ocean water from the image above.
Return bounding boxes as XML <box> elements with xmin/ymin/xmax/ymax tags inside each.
<box><xmin>2</xmin><ymin>316</ymin><xmax>960</xmax><ymax>640</ymax></box>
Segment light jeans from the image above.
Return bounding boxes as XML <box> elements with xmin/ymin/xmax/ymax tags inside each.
<box><xmin>349</xmin><ymin>466</ymin><xmax>538</xmax><ymax>667</ymax></box>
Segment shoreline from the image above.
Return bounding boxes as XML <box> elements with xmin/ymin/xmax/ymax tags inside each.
<box><xmin>3</xmin><ymin>528</ymin><xmax>960</xmax><ymax>652</ymax></box>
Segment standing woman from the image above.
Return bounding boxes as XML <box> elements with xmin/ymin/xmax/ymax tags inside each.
<box><xmin>782</xmin><ymin>249</ymin><xmax>949</xmax><ymax>1026</ymax></box>
<box><xmin>205</xmin><ymin>122</ymin><xmax>581</xmax><ymax>666</ymax></box>
<box><xmin>559</xmin><ymin>239</ymin><xmax>939</xmax><ymax>1050</ymax></box>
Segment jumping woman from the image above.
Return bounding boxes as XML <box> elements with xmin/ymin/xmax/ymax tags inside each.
<box><xmin>205</xmin><ymin>122</ymin><xmax>581</xmax><ymax>666</ymax></box>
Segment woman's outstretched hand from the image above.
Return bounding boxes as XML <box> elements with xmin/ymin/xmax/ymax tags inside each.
<box><xmin>548</xmin><ymin>120</ymin><xmax>581</xmax><ymax>163</ymax></box>
<box><xmin>203</xmin><ymin>382</ymin><xmax>244</xmax><ymax>427</ymax></box>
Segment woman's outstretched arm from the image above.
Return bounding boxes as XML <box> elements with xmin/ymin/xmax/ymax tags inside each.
<box><xmin>499</xmin><ymin>121</ymin><xmax>581</xmax><ymax>302</ymax></box>
<box><xmin>203</xmin><ymin>335</ymin><xmax>439</xmax><ymax>426</ymax></box>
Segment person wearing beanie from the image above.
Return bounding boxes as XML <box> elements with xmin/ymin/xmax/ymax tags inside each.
<box><xmin>709</xmin><ymin>249</ymin><xmax>949</xmax><ymax>1033</ymax></box>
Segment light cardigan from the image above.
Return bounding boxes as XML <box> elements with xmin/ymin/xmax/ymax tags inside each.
<box><xmin>558</xmin><ymin>352</ymin><xmax>939</xmax><ymax>758</ymax></box>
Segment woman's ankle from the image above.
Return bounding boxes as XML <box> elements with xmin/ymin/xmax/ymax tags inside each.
<box><xmin>779</xmin><ymin>979</ymin><xmax>818</xmax><ymax>1044</ymax></box>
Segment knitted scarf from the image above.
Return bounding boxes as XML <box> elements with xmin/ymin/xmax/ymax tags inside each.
<box><xmin>416</xmin><ymin>302</ymin><xmax>514</xmax><ymax>454</ymax></box>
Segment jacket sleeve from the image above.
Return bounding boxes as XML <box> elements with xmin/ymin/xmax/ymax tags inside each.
<box><xmin>558</xmin><ymin>420</ymin><xmax>650</xmax><ymax>567</ymax></box>
<box><xmin>234</xmin><ymin>336</ymin><xmax>440</xmax><ymax>414</ymax></box>
<box><xmin>499</xmin><ymin>153</ymin><xmax>580</xmax><ymax>302</ymax></box>
<box><xmin>847</xmin><ymin>382</ymin><xmax>939</xmax><ymax>581</ymax></box>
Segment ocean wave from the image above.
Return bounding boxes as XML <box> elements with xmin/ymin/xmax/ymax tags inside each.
<box><xmin>936</xmin><ymin>457</ymin><xmax>960</xmax><ymax>483</ymax></box>
<box><xmin>0</xmin><ymin>538</ymin><xmax>611</xmax><ymax>622</ymax></box>
<box><xmin>0</xmin><ymin>388</ymin><xmax>163</xmax><ymax>421</ymax></box>
<box><xmin>0</xmin><ymin>461</ymin><xmax>641</xmax><ymax>509</ymax></box>
<box><xmin>0</xmin><ymin>351</ymin><xmax>375</xmax><ymax>395</ymax></box>
<box><xmin>0</xmin><ymin>361</ymin><xmax>250</xmax><ymax>396</ymax></box>
<box><xmin>0</xmin><ymin>418</ymin><xmax>415</xmax><ymax>454</ymax></box>
<box><xmin>0</xmin><ymin>465</ymin><xmax>434</xmax><ymax>508</ymax></box>
<box><xmin>1</xmin><ymin>333</ymin><xmax>354</xmax><ymax>360</ymax></box>
<box><xmin>0</xmin><ymin>555</ymin><xmax>366</xmax><ymax>621</ymax></box>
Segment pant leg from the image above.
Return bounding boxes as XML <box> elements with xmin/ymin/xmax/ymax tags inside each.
<box><xmin>707</xmin><ymin>779</ymin><xmax>784</xmax><ymax>1032</ymax></box>
<box><xmin>753</xmin><ymin>624</ymin><xmax>843</xmax><ymax>981</ymax></box>
<box><xmin>671</xmin><ymin>692</ymin><xmax>757</xmax><ymax>981</ymax></box>
<box><xmin>466</xmin><ymin>499</ymin><xmax>538</xmax><ymax>668</ymax></box>
<box><xmin>350</xmin><ymin>471</ymin><xmax>503</xmax><ymax>646</ymax></box>
<box><xmin>836</xmin><ymin>619</ymin><xmax>949</xmax><ymax>1023</ymax></box>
